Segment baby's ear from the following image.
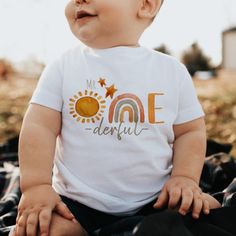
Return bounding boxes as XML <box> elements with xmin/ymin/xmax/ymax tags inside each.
<box><xmin>137</xmin><ymin>0</ymin><xmax>162</xmax><ymax>20</ymax></box>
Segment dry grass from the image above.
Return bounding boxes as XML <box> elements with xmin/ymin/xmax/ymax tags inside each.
<box><xmin>0</xmin><ymin>70</ymin><xmax>236</xmax><ymax>156</ymax></box>
<box><xmin>194</xmin><ymin>70</ymin><xmax>236</xmax><ymax>157</ymax></box>
<box><xmin>0</xmin><ymin>74</ymin><xmax>37</xmax><ymax>143</ymax></box>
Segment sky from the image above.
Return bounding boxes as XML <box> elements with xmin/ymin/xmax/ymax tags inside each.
<box><xmin>0</xmin><ymin>0</ymin><xmax>236</xmax><ymax>66</ymax></box>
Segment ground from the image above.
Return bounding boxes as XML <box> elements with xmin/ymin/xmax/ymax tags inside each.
<box><xmin>0</xmin><ymin>70</ymin><xmax>236</xmax><ymax>157</ymax></box>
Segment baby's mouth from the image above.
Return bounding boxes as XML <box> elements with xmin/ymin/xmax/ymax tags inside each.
<box><xmin>76</xmin><ymin>10</ymin><xmax>97</xmax><ymax>20</ymax></box>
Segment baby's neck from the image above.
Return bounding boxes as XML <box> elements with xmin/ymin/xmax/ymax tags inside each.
<box><xmin>90</xmin><ymin>43</ymin><xmax>140</xmax><ymax>50</ymax></box>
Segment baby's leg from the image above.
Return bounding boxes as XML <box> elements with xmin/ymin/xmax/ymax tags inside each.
<box><xmin>47</xmin><ymin>212</ymin><xmax>88</xmax><ymax>236</ymax></box>
<box><xmin>10</xmin><ymin>212</ymin><xmax>88</xmax><ymax>236</ymax></box>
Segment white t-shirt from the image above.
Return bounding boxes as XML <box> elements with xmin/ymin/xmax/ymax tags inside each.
<box><xmin>30</xmin><ymin>45</ymin><xmax>204</xmax><ymax>215</ymax></box>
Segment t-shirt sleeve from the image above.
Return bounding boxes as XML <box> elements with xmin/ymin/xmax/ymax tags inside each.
<box><xmin>174</xmin><ymin>64</ymin><xmax>204</xmax><ymax>125</ymax></box>
<box><xmin>30</xmin><ymin>59</ymin><xmax>63</xmax><ymax>112</ymax></box>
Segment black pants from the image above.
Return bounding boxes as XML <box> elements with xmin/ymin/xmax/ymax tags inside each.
<box><xmin>135</xmin><ymin>206</ymin><xmax>236</xmax><ymax>236</ymax></box>
<box><xmin>61</xmin><ymin>195</ymin><xmax>236</xmax><ymax>236</ymax></box>
<box><xmin>60</xmin><ymin>195</ymin><xmax>159</xmax><ymax>235</ymax></box>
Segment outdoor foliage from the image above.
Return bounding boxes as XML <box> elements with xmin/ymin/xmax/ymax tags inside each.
<box><xmin>182</xmin><ymin>43</ymin><xmax>213</xmax><ymax>76</ymax></box>
<box><xmin>154</xmin><ymin>44</ymin><xmax>171</xmax><ymax>55</ymax></box>
<box><xmin>0</xmin><ymin>59</ymin><xmax>15</xmax><ymax>80</ymax></box>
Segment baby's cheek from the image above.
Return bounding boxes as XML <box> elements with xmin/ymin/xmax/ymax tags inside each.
<box><xmin>65</xmin><ymin>1</ymin><xmax>74</xmax><ymax>21</ymax></box>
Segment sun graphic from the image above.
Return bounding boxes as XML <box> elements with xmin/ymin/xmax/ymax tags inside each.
<box><xmin>69</xmin><ymin>90</ymin><xmax>106</xmax><ymax>123</ymax></box>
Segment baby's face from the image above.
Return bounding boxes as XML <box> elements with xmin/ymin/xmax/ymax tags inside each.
<box><xmin>65</xmin><ymin>0</ymin><xmax>141</xmax><ymax>48</ymax></box>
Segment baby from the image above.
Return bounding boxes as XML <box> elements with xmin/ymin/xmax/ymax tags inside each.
<box><xmin>14</xmin><ymin>0</ymin><xmax>220</xmax><ymax>235</ymax></box>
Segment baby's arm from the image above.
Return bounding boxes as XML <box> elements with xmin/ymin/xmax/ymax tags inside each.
<box><xmin>154</xmin><ymin>117</ymin><xmax>207</xmax><ymax>218</ymax></box>
<box><xmin>16</xmin><ymin>104</ymin><xmax>75</xmax><ymax>236</ymax></box>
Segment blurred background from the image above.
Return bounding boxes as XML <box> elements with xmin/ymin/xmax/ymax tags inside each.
<box><xmin>0</xmin><ymin>0</ymin><xmax>236</xmax><ymax>156</ymax></box>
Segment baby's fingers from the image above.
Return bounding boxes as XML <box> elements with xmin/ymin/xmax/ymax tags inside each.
<box><xmin>26</xmin><ymin>212</ymin><xmax>39</xmax><ymax>236</ymax></box>
<box><xmin>16</xmin><ymin>213</ymin><xmax>27</xmax><ymax>236</ymax></box>
<box><xmin>202</xmin><ymin>199</ymin><xmax>210</xmax><ymax>215</ymax></box>
<box><xmin>168</xmin><ymin>187</ymin><xmax>181</xmax><ymax>209</ymax></box>
<box><xmin>191</xmin><ymin>193</ymin><xmax>203</xmax><ymax>219</ymax></box>
<box><xmin>154</xmin><ymin>188</ymin><xmax>169</xmax><ymax>209</ymax></box>
<box><xmin>55</xmin><ymin>201</ymin><xmax>75</xmax><ymax>220</ymax></box>
<box><xmin>39</xmin><ymin>208</ymin><xmax>52</xmax><ymax>236</ymax></box>
<box><xmin>178</xmin><ymin>189</ymin><xmax>193</xmax><ymax>215</ymax></box>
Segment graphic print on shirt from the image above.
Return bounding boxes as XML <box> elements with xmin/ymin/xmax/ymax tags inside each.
<box><xmin>69</xmin><ymin>78</ymin><xmax>165</xmax><ymax>140</ymax></box>
<box><xmin>69</xmin><ymin>90</ymin><xmax>106</xmax><ymax>123</ymax></box>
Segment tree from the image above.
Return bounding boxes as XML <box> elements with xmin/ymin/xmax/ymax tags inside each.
<box><xmin>0</xmin><ymin>59</ymin><xmax>14</xmax><ymax>80</ymax></box>
<box><xmin>154</xmin><ymin>44</ymin><xmax>171</xmax><ymax>55</ymax></box>
<box><xmin>181</xmin><ymin>43</ymin><xmax>212</xmax><ymax>76</ymax></box>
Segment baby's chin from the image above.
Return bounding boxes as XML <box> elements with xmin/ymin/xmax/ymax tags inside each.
<box><xmin>73</xmin><ymin>32</ymin><xmax>136</xmax><ymax>49</ymax></box>
<box><xmin>72</xmin><ymin>32</ymin><xmax>121</xmax><ymax>49</ymax></box>
<box><xmin>71</xmin><ymin>29</ymin><xmax>99</xmax><ymax>48</ymax></box>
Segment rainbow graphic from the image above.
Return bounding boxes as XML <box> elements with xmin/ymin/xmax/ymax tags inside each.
<box><xmin>109</xmin><ymin>94</ymin><xmax>145</xmax><ymax>123</ymax></box>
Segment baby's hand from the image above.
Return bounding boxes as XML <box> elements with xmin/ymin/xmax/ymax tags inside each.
<box><xmin>15</xmin><ymin>184</ymin><xmax>75</xmax><ymax>236</ymax></box>
<box><xmin>153</xmin><ymin>176</ymin><xmax>209</xmax><ymax>219</ymax></box>
<box><xmin>201</xmin><ymin>192</ymin><xmax>221</xmax><ymax>209</ymax></box>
